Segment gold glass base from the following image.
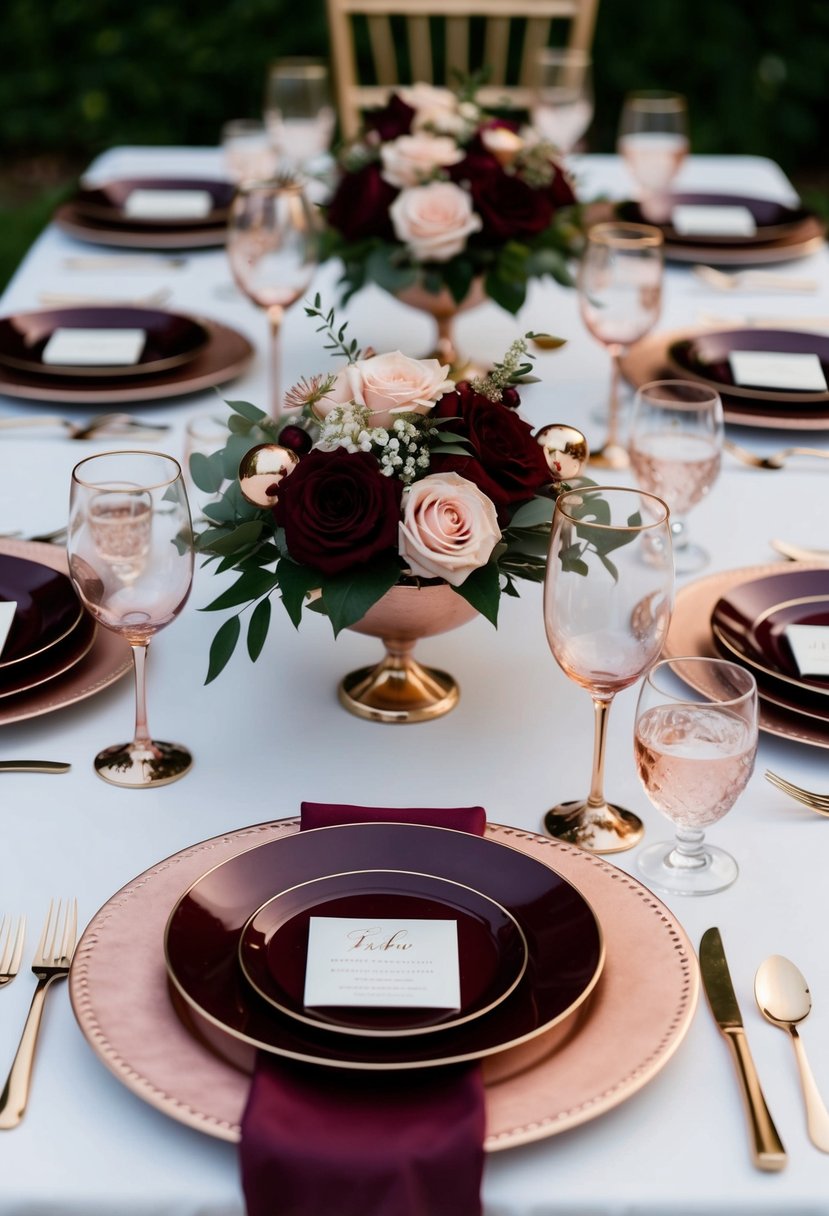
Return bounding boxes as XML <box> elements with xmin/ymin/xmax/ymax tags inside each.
<box><xmin>94</xmin><ymin>740</ymin><xmax>193</xmax><ymax>788</ymax></box>
<box><xmin>543</xmin><ymin>800</ymin><xmax>644</xmax><ymax>854</ymax></box>
<box><xmin>338</xmin><ymin>656</ymin><xmax>460</xmax><ymax>724</ymax></box>
<box><xmin>589</xmin><ymin>443</ymin><xmax>629</xmax><ymax>470</ymax></box>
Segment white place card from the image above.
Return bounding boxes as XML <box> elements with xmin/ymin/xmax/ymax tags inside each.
<box><xmin>0</xmin><ymin>601</ymin><xmax>16</xmax><ymax>659</ymax></box>
<box><xmin>672</xmin><ymin>204</ymin><xmax>757</xmax><ymax>236</ymax></box>
<box><xmin>42</xmin><ymin>328</ymin><xmax>147</xmax><ymax>367</ymax></box>
<box><xmin>786</xmin><ymin>624</ymin><xmax>829</xmax><ymax>677</ymax></box>
<box><xmin>728</xmin><ymin>350</ymin><xmax>828</xmax><ymax>392</ymax></box>
<box><xmin>124</xmin><ymin>188</ymin><xmax>213</xmax><ymax>219</ymax></box>
<box><xmin>303</xmin><ymin>916</ymin><xmax>460</xmax><ymax>1010</ymax></box>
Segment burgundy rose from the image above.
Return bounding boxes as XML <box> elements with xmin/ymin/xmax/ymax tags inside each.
<box><xmin>546</xmin><ymin>162</ymin><xmax>577</xmax><ymax>209</ymax></box>
<box><xmin>273</xmin><ymin>448</ymin><xmax>403</xmax><ymax>577</ymax></box>
<box><xmin>468</xmin><ymin>170</ymin><xmax>554</xmax><ymax>242</ymax></box>
<box><xmin>364</xmin><ymin>94</ymin><xmax>416</xmax><ymax>141</ymax></box>
<box><xmin>432</xmin><ymin>383</ymin><xmax>550</xmax><ymax>509</ymax></box>
<box><xmin>326</xmin><ymin>163</ymin><xmax>398</xmax><ymax>243</ymax></box>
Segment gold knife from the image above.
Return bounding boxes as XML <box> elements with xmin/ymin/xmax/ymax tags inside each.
<box><xmin>699</xmin><ymin>927</ymin><xmax>787</xmax><ymax>1171</ymax></box>
<box><xmin>0</xmin><ymin>762</ymin><xmax>71</xmax><ymax>774</ymax></box>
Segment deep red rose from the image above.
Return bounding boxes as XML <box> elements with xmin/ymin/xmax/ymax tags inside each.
<box><xmin>326</xmin><ymin>163</ymin><xmax>398</xmax><ymax>243</ymax></box>
<box><xmin>432</xmin><ymin>383</ymin><xmax>549</xmax><ymax>509</ymax></box>
<box><xmin>364</xmin><ymin>94</ymin><xmax>416</xmax><ymax>141</ymax></box>
<box><xmin>273</xmin><ymin>448</ymin><xmax>403</xmax><ymax>577</ymax></box>
<box><xmin>547</xmin><ymin>162</ymin><xmax>577</xmax><ymax>209</ymax></box>
<box><xmin>468</xmin><ymin>170</ymin><xmax>554</xmax><ymax>242</ymax></box>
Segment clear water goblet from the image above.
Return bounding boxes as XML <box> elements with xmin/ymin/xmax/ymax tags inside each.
<box><xmin>578</xmin><ymin>222</ymin><xmax>664</xmax><ymax>468</ymax></box>
<box><xmin>543</xmin><ymin>485</ymin><xmax>675</xmax><ymax>853</ymax></box>
<box><xmin>221</xmin><ymin>119</ymin><xmax>279</xmax><ymax>184</ymax></box>
<box><xmin>531</xmin><ymin>49</ymin><xmax>594</xmax><ymax>157</ymax></box>
<box><xmin>226</xmin><ymin>175</ymin><xmax>318</xmax><ymax>418</ymax></box>
<box><xmin>634</xmin><ymin>656</ymin><xmax>758</xmax><ymax>895</ymax></box>
<box><xmin>263</xmin><ymin>58</ymin><xmax>335</xmax><ymax>173</ymax></box>
<box><xmin>629</xmin><ymin>379</ymin><xmax>724</xmax><ymax>575</ymax></box>
<box><xmin>617</xmin><ymin>91</ymin><xmax>689</xmax><ymax>222</ymax></box>
<box><xmin>67</xmin><ymin>451</ymin><xmax>194</xmax><ymax>788</ymax></box>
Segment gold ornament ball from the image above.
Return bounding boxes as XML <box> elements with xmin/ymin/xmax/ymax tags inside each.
<box><xmin>238</xmin><ymin>444</ymin><xmax>299</xmax><ymax>507</ymax></box>
<box><xmin>535</xmin><ymin>424</ymin><xmax>589</xmax><ymax>482</ymax></box>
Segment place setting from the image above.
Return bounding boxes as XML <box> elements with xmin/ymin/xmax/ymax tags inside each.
<box><xmin>53</xmin><ymin>176</ymin><xmax>237</xmax><ymax>250</ymax></box>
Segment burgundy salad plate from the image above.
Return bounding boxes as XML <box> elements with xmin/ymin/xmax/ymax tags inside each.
<box><xmin>165</xmin><ymin>822</ymin><xmax>605</xmax><ymax>1071</ymax></box>
<box><xmin>72</xmin><ymin>177</ymin><xmax>235</xmax><ymax>229</ymax></box>
<box><xmin>0</xmin><ymin>612</ymin><xmax>96</xmax><ymax>699</ymax></box>
<box><xmin>0</xmin><ymin>555</ymin><xmax>82</xmax><ymax>669</ymax></box>
<box><xmin>668</xmin><ymin>329</ymin><xmax>829</xmax><ymax>405</ymax></box>
<box><xmin>0</xmin><ymin>307</ymin><xmax>209</xmax><ymax>380</ymax></box>
<box><xmin>238</xmin><ymin>868</ymin><xmax>528</xmax><ymax>1037</ymax></box>
<box><xmin>619</xmin><ymin>192</ymin><xmax>818</xmax><ymax>247</ymax></box>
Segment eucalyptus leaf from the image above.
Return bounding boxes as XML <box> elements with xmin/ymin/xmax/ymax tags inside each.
<box><xmin>204</xmin><ymin>520</ymin><xmax>264</xmax><ymax>556</ymax></box>
<box><xmin>189</xmin><ymin>450</ymin><xmax>225</xmax><ymax>494</ymax></box>
<box><xmin>277</xmin><ymin>558</ymin><xmax>321</xmax><ymax>628</ymax></box>
<box><xmin>247</xmin><ymin>597</ymin><xmax>271</xmax><ymax>662</ymax></box>
<box><xmin>320</xmin><ymin>557</ymin><xmax>401</xmax><ymax>636</ymax></box>
<box><xmin>224</xmin><ymin>398</ymin><xmax>268</xmax><ymax>424</ymax></box>
<box><xmin>206</xmin><ymin>615</ymin><xmax>241</xmax><ymax>684</ymax></box>
<box><xmin>202</xmin><ymin>568</ymin><xmax>280</xmax><ymax>611</ymax></box>
<box><xmin>451</xmin><ymin>562</ymin><xmax>500</xmax><ymax>627</ymax></box>
<box><xmin>508</xmin><ymin>496</ymin><xmax>556</xmax><ymax>529</ymax></box>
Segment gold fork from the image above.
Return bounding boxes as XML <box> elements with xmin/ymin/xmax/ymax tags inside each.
<box><xmin>765</xmin><ymin>770</ymin><xmax>829</xmax><ymax>815</ymax></box>
<box><xmin>0</xmin><ymin>899</ymin><xmax>78</xmax><ymax>1129</ymax></box>
<box><xmin>0</xmin><ymin>916</ymin><xmax>26</xmax><ymax>989</ymax></box>
<box><xmin>724</xmin><ymin>439</ymin><xmax>829</xmax><ymax>471</ymax></box>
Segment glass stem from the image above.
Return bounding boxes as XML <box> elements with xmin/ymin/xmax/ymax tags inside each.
<box><xmin>606</xmin><ymin>344</ymin><xmax>622</xmax><ymax>446</ymax></box>
<box><xmin>670</xmin><ymin>514</ymin><xmax>688</xmax><ymax>551</ymax></box>
<box><xmin>267</xmin><ymin>304</ymin><xmax>284</xmax><ymax>420</ymax></box>
<box><xmin>131</xmin><ymin>643</ymin><xmax>152</xmax><ymax>749</ymax></box>
<box><xmin>670</xmin><ymin>826</ymin><xmax>708</xmax><ymax>870</ymax></box>
<box><xmin>586</xmin><ymin>695</ymin><xmax>613</xmax><ymax>808</ymax></box>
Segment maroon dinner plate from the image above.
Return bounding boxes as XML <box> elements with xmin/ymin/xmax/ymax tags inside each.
<box><xmin>668</xmin><ymin>329</ymin><xmax>829</xmax><ymax>405</ymax></box>
<box><xmin>712</xmin><ymin>568</ymin><xmax>829</xmax><ymax>706</ymax></box>
<box><xmin>0</xmin><ymin>612</ymin><xmax>96</xmax><ymax>699</ymax></box>
<box><xmin>72</xmin><ymin>177</ymin><xmax>235</xmax><ymax>229</ymax></box>
<box><xmin>165</xmin><ymin>822</ymin><xmax>605</xmax><ymax>1071</ymax></box>
<box><xmin>239</xmin><ymin>869</ymin><xmax>528</xmax><ymax>1038</ymax></box>
<box><xmin>0</xmin><ymin>307</ymin><xmax>209</xmax><ymax>380</ymax></box>
<box><xmin>0</xmin><ymin>555</ymin><xmax>82</xmax><ymax>669</ymax></box>
<box><xmin>619</xmin><ymin>193</ymin><xmax>818</xmax><ymax>248</ymax></box>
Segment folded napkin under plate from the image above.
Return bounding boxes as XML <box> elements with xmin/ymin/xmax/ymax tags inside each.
<box><xmin>68</xmin><ymin>816</ymin><xmax>698</xmax><ymax>1210</ymax></box>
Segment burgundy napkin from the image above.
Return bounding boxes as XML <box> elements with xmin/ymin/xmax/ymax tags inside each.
<box><xmin>239</xmin><ymin>803</ymin><xmax>488</xmax><ymax>1216</ymax></box>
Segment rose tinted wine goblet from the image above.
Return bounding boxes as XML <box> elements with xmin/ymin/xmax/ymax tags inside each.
<box><xmin>67</xmin><ymin>451</ymin><xmax>194</xmax><ymax>787</ymax></box>
<box><xmin>543</xmin><ymin>485</ymin><xmax>674</xmax><ymax>852</ymax></box>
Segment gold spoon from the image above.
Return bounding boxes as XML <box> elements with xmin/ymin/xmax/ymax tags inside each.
<box><xmin>755</xmin><ymin>955</ymin><xmax>829</xmax><ymax>1152</ymax></box>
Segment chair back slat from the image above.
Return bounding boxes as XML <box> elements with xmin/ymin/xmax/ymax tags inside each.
<box><xmin>408</xmin><ymin>15</ymin><xmax>434</xmax><ymax>83</ymax></box>
<box><xmin>367</xmin><ymin>15</ymin><xmax>398</xmax><ymax>85</ymax></box>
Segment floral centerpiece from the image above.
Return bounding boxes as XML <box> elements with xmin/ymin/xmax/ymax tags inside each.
<box><xmin>321</xmin><ymin>82</ymin><xmax>582</xmax><ymax>317</ymax></box>
<box><xmin>193</xmin><ymin>300</ymin><xmax>583</xmax><ymax>702</ymax></box>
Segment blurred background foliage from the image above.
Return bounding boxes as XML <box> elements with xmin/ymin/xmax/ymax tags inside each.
<box><xmin>1</xmin><ymin>0</ymin><xmax>827</xmax><ymax>287</ymax></box>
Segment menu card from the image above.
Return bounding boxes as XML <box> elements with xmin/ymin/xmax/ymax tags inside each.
<box><xmin>41</xmin><ymin>328</ymin><xmax>147</xmax><ymax>366</ymax></box>
<box><xmin>728</xmin><ymin>350</ymin><xmax>828</xmax><ymax>392</ymax></box>
<box><xmin>124</xmin><ymin>189</ymin><xmax>213</xmax><ymax>219</ymax></box>
<box><xmin>672</xmin><ymin>204</ymin><xmax>757</xmax><ymax>236</ymax></box>
<box><xmin>786</xmin><ymin>624</ymin><xmax>829</xmax><ymax>677</ymax></box>
<box><xmin>0</xmin><ymin>602</ymin><xmax>16</xmax><ymax>659</ymax></box>
<box><xmin>303</xmin><ymin>916</ymin><xmax>460</xmax><ymax>1010</ymax></box>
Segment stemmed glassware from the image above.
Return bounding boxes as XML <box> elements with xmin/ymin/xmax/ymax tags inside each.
<box><xmin>578</xmin><ymin>222</ymin><xmax>664</xmax><ymax>468</ymax></box>
<box><xmin>67</xmin><ymin>451</ymin><xmax>194</xmax><ymax>788</ymax></box>
<box><xmin>531</xmin><ymin>49</ymin><xmax>594</xmax><ymax>158</ymax></box>
<box><xmin>634</xmin><ymin>656</ymin><xmax>758</xmax><ymax>895</ymax></box>
<box><xmin>263</xmin><ymin>58</ymin><xmax>335</xmax><ymax>174</ymax></box>
<box><xmin>617</xmin><ymin>91</ymin><xmax>689</xmax><ymax>222</ymax></box>
<box><xmin>226</xmin><ymin>176</ymin><xmax>318</xmax><ymax>418</ymax></box>
<box><xmin>543</xmin><ymin>485</ymin><xmax>674</xmax><ymax>853</ymax></box>
<box><xmin>628</xmin><ymin>379</ymin><xmax>724</xmax><ymax>575</ymax></box>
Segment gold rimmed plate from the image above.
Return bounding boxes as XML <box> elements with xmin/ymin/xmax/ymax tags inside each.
<box><xmin>0</xmin><ymin>554</ymin><xmax>82</xmax><ymax>670</ymax></box>
<box><xmin>667</xmin><ymin>328</ymin><xmax>829</xmax><ymax>406</ymax></box>
<box><xmin>0</xmin><ymin>612</ymin><xmax>96</xmax><ymax>700</ymax></box>
<box><xmin>164</xmin><ymin>822</ymin><xmax>605</xmax><ymax>1071</ymax></box>
<box><xmin>618</xmin><ymin>193</ymin><xmax>822</xmax><ymax>248</ymax></box>
<box><xmin>71</xmin><ymin>177</ymin><xmax>235</xmax><ymax>230</ymax></box>
<box><xmin>238</xmin><ymin>868</ymin><xmax>528</xmax><ymax>1038</ymax></box>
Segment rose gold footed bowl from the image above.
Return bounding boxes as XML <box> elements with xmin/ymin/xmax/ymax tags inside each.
<box><xmin>339</xmin><ymin>581</ymin><xmax>479</xmax><ymax>724</ymax></box>
<box><xmin>394</xmin><ymin>279</ymin><xmax>487</xmax><ymax>380</ymax></box>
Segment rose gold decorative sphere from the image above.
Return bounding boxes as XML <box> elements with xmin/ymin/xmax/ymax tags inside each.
<box><xmin>535</xmin><ymin>424</ymin><xmax>589</xmax><ymax>483</ymax></box>
<box><xmin>238</xmin><ymin>444</ymin><xmax>299</xmax><ymax>508</ymax></box>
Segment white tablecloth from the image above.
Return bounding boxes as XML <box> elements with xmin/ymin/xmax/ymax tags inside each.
<box><xmin>1</xmin><ymin>150</ymin><xmax>828</xmax><ymax>1215</ymax></box>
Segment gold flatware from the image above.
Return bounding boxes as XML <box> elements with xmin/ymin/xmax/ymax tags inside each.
<box><xmin>765</xmin><ymin>770</ymin><xmax>829</xmax><ymax>815</ymax></box>
<box><xmin>37</xmin><ymin>287</ymin><xmax>173</xmax><ymax>308</ymax></box>
<box><xmin>0</xmin><ymin>916</ymin><xmax>26</xmax><ymax>989</ymax></box>
<box><xmin>698</xmin><ymin>312</ymin><xmax>829</xmax><ymax>332</ymax></box>
<box><xmin>755</xmin><ymin>954</ymin><xmax>829</xmax><ymax>1152</ymax></box>
<box><xmin>724</xmin><ymin>439</ymin><xmax>829</xmax><ymax>471</ymax></box>
<box><xmin>693</xmin><ymin>265</ymin><xmax>818</xmax><ymax>293</ymax></box>
<box><xmin>62</xmin><ymin>254</ymin><xmax>188</xmax><ymax>272</ymax></box>
<box><xmin>0</xmin><ymin>762</ymin><xmax>71</xmax><ymax>774</ymax></box>
<box><xmin>770</xmin><ymin>539</ymin><xmax>829</xmax><ymax>564</ymax></box>
<box><xmin>699</xmin><ymin>926</ymin><xmax>787</xmax><ymax>1171</ymax></box>
<box><xmin>0</xmin><ymin>898</ymin><xmax>78</xmax><ymax>1130</ymax></box>
<box><xmin>0</xmin><ymin>413</ymin><xmax>170</xmax><ymax>441</ymax></box>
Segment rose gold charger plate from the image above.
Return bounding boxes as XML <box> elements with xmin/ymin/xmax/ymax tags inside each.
<box><xmin>621</xmin><ymin>328</ymin><xmax>829</xmax><ymax>431</ymax></box>
<box><xmin>0</xmin><ymin>540</ymin><xmax>131</xmax><ymax>725</ymax></box>
<box><xmin>663</xmin><ymin>560</ymin><xmax>829</xmax><ymax>749</ymax></box>
<box><xmin>0</xmin><ymin>319</ymin><xmax>253</xmax><ymax>405</ymax></box>
<box><xmin>69</xmin><ymin>819</ymin><xmax>698</xmax><ymax>1151</ymax></box>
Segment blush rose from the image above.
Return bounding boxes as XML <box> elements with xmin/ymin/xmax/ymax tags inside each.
<box><xmin>390</xmin><ymin>181</ymin><xmax>482</xmax><ymax>262</ymax></box>
<box><xmin>399</xmin><ymin>472</ymin><xmax>501</xmax><ymax>586</ymax></box>
<box><xmin>380</xmin><ymin>133</ymin><xmax>465</xmax><ymax>188</ymax></box>
<box><xmin>314</xmin><ymin>351</ymin><xmax>454</xmax><ymax>429</ymax></box>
